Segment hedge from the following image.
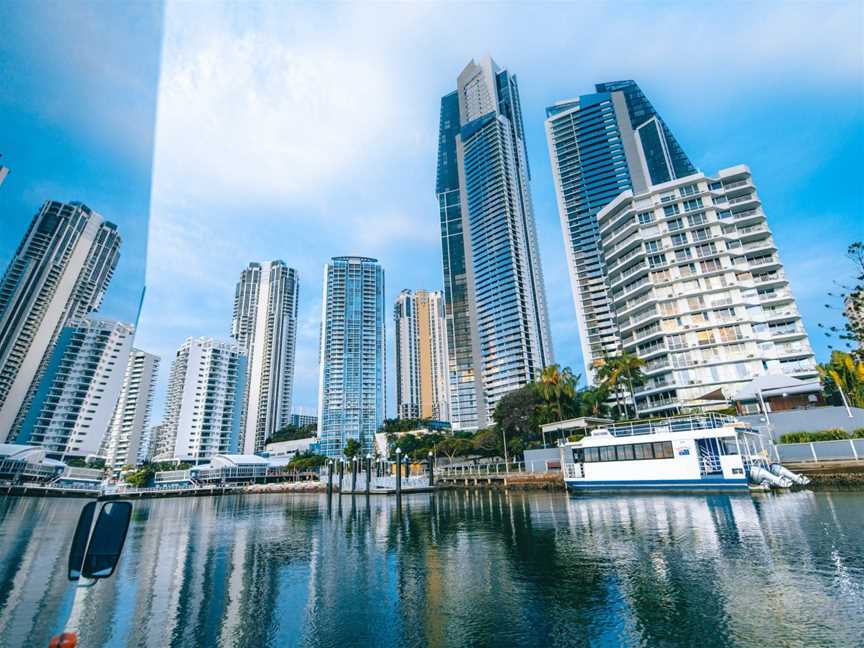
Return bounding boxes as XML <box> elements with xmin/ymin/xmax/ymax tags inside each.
<box><xmin>779</xmin><ymin>428</ymin><xmax>864</xmax><ymax>444</ymax></box>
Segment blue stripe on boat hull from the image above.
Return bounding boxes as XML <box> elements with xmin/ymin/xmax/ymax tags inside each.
<box><xmin>565</xmin><ymin>478</ymin><xmax>749</xmax><ymax>492</ymax></box>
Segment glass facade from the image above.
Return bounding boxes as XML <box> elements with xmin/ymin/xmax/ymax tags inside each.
<box><xmin>317</xmin><ymin>257</ymin><xmax>385</xmax><ymax>457</ymax></box>
<box><xmin>438</xmin><ymin>57</ymin><xmax>553</xmax><ymax>427</ymax></box>
<box><xmin>546</xmin><ymin>81</ymin><xmax>696</xmax><ymax>381</ymax></box>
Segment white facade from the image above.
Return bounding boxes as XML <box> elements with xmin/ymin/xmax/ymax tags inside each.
<box><xmin>597</xmin><ymin>165</ymin><xmax>817</xmax><ymax>414</ymax></box>
<box><xmin>0</xmin><ymin>201</ymin><xmax>120</xmax><ymax>440</ymax></box>
<box><xmin>15</xmin><ymin>318</ymin><xmax>134</xmax><ymax>458</ymax></box>
<box><xmin>159</xmin><ymin>337</ymin><xmax>247</xmax><ymax>462</ymax></box>
<box><xmin>232</xmin><ymin>261</ymin><xmax>299</xmax><ymax>454</ymax></box>
<box><xmin>393</xmin><ymin>289</ymin><xmax>450</xmax><ymax>421</ymax></box>
<box><xmin>104</xmin><ymin>349</ymin><xmax>160</xmax><ymax>469</ymax></box>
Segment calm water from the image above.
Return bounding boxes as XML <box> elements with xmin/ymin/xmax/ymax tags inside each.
<box><xmin>0</xmin><ymin>490</ymin><xmax>862</xmax><ymax>647</ymax></box>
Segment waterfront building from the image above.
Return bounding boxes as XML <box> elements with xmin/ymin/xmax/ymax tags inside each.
<box><xmin>436</xmin><ymin>56</ymin><xmax>553</xmax><ymax>429</ymax></box>
<box><xmin>104</xmin><ymin>349</ymin><xmax>160</xmax><ymax>470</ymax></box>
<box><xmin>545</xmin><ymin>81</ymin><xmax>696</xmax><ymax>380</ymax></box>
<box><xmin>150</xmin><ymin>423</ymin><xmax>170</xmax><ymax>462</ymax></box>
<box><xmin>15</xmin><ymin>318</ymin><xmax>134</xmax><ymax>458</ymax></box>
<box><xmin>393</xmin><ymin>289</ymin><xmax>450</xmax><ymax>421</ymax></box>
<box><xmin>0</xmin><ymin>201</ymin><xmax>121</xmax><ymax>440</ymax></box>
<box><xmin>160</xmin><ymin>337</ymin><xmax>247</xmax><ymax>462</ymax></box>
<box><xmin>289</xmin><ymin>411</ymin><xmax>317</xmax><ymax>428</ymax></box>
<box><xmin>317</xmin><ymin>256</ymin><xmax>385</xmax><ymax>457</ymax></box>
<box><xmin>596</xmin><ymin>165</ymin><xmax>817</xmax><ymax>414</ymax></box>
<box><xmin>232</xmin><ymin>261</ymin><xmax>299</xmax><ymax>454</ymax></box>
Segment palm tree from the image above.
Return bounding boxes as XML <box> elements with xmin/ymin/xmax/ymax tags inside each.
<box><xmin>536</xmin><ymin>364</ymin><xmax>578</xmax><ymax>421</ymax></box>
<box><xmin>596</xmin><ymin>353</ymin><xmax>646</xmax><ymax>419</ymax></box>
<box><xmin>819</xmin><ymin>350</ymin><xmax>864</xmax><ymax>408</ymax></box>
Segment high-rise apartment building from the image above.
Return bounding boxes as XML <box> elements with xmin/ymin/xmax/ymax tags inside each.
<box><xmin>436</xmin><ymin>56</ymin><xmax>553</xmax><ymax>429</ymax></box>
<box><xmin>0</xmin><ymin>164</ymin><xmax>8</xmax><ymax>188</ymax></box>
<box><xmin>317</xmin><ymin>257</ymin><xmax>385</xmax><ymax>457</ymax></box>
<box><xmin>289</xmin><ymin>412</ymin><xmax>317</xmax><ymax>428</ymax></box>
<box><xmin>393</xmin><ymin>289</ymin><xmax>450</xmax><ymax>421</ymax></box>
<box><xmin>159</xmin><ymin>338</ymin><xmax>247</xmax><ymax>462</ymax></box>
<box><xmin>15</xmin><ymin>318</ymin><xmax>134</xmax><ymax>458</ymax></box>
<box><xmin>104</xmin><ymin>349</ymin><xmax>160</xmax><ymax>470</ymax></box>
<box><xmin>545</xmin><ymin>81</ymin><xmax>695</xmax><ymax>380</ymax></box>
<box><xmin>232</xmin><ymin>261</ymin><xmax>299</xmax><ymax>454</ymax></box>
<box><xmin>0</xmin><ymin>201</ymin><xmax>121</xmax><ymax>439</ymax></box>
<box><xmin>596</xmin><ymin>165</ymin><xmax>817</xmax><ymax>414</ymax></box>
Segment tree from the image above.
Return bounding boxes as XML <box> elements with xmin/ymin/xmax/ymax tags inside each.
<box><xmin>596</xmin><ymin>353</ymin><xmax>646</xmax><ymax>419</ymax></box>
<box><xmin>343</xmin><ymin>438</ymin><xmax>362</xmax><ymax>459</ymax></box>
<box><xmin>265</xmin><ymin>423</ymin><xmax>316</xmax><ymax>445</ymax></box>
<box><xmin>819</xmin><ymin>350</ymin><xmax>864</xmax><ymax>408</ymax></box>
<box><xmin>472</xmin><ymin>427</ymin><xmax>501</xmax><ymax>458</ymax></box>
<box><xmin>818</xmin><ymin>241</ymin><xmax>864</xmax><ymax>359</ymax></box>
<box><xmin>577</xmin><ymin>386</ymin><xmax>611</xmax><ymax>418</ymax></box>
<box><xmin>536</xmin><ymin>364</ymin><xmax>579</xmax><ymax>422</ymax></box>
<box><xmin>492</xmin><ymin>384</ymin><xmax>543</xmax><ymax>446</ymax></box>
<box><xmin>437</xmin><ymin>436</ymin><xmax>474</xmax><ymax>462</ymax></box>
<box><xmin>288</xmin><ymin>452</ymin><xmax>327</xmax><ymax>471</ymax></box>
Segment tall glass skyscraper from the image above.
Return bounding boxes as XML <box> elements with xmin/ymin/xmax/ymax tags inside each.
<box><xmin>0</xmin><ymin>201</ymin><xmax>121</xmax><ymax>439</ymax></box>
<box><xmin>436</xmin><ymin>56</ymin><xmax>553</xmax><ymax>429</ymax></box>
<box><xmin>232</xmin><ymin>260</ymin><xmax>299</xmax><ymax>454</ymax></box>
<box><xmin>317</xmin><ymin>257</ymin><xmax>385</xmax><ymax>457</ymax></box>
<box><xmin>545</xmin><ymin>81</ymin><xmax>695</xmax><ymax>380</ymax></box>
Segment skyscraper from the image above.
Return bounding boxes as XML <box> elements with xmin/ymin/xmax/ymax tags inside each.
<box><xmin>104</xmin><ymin>348</ymin><xmax>160</xmax><ymax>470</ymax></box>
<box><xmin>15</xmin><ymin>318</ymin><xmax>134</xmax><ymax>458</ymax></box>
<box><xmin>596</xmin><ymin>165</ymin><xmax>817</xmax><ymax>413</ymax></box>
<box><xmin>0</xmin><ymin>201</ymin><xmax>121</xmax><ymax>439</ymax></box>
<box><xmin>317</xmin><ymin>256</ymin><xmax>385</xmax><ymax>457</ymax></box>
<box><xmin>436</xmin><ymin>56</ymin><xmax>553</xmax><ymax>429</ymax></box>
<box><xmin>232</xmin><ymin>261</ymin><xmax>299</xmax><ymax>454</ymax></box>
<box><xmin>545</xmin><ymin>81</ymin><xmax>696</xmax><ymax>380</ymax></box>
<box><xmin>394</xmin><ymin>289</ymin><xmax>449</xmax><ymax>421</ymax></box>
<box><xmin>158</xmin><ymin>337</ymin><xmax>247</xmax><ymax>462</ymax></box>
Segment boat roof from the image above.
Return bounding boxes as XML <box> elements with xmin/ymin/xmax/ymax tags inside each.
<box><xmin>562</xmin><ymin>413</ymin><xmax>744</xmax><ymax>445</ymax></box>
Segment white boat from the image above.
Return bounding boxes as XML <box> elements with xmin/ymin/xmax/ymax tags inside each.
<box><xmin>559</xmin><ymin>413</ymin><xmax>800</xmax><ymax>492</ymax></box>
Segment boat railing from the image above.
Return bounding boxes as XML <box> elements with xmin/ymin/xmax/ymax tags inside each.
<box><xmin>599</xmin><ymin>413</ymin><xmax>737</xmax><ymax>438</ymax></box>
<box><xmin>563</xmin><ymin>463</ymin><xmax>584</xmax><ymax>479</ymax></box>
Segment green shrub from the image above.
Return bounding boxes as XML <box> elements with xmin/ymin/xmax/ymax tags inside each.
<box><xmin>567</xmin><ymin>434</ymin><xmax>585</xmax><ymax>443</ymax></box>
<box><xmin>852</xmin><ymin>428</ymin><xmax>864</xmax><ymax>439</ymax></box>
<box><xmin>779</xmin><ymin>429</ymin><xmax>851</xmax><ymax>444</ymax></box>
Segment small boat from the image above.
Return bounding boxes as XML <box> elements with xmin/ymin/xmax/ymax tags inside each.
<box><xmin>559</xmin><ymin>413</ymin><xmax>806</xmax><ymax>493</ymax></box>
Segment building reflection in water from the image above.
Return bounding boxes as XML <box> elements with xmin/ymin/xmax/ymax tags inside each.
<box><xmin>0</xmin><ymin>489</ymin><xmax>862</xmax><ymax>647</ymax></box>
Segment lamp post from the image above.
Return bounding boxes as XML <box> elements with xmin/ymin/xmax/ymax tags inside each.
<box><xmin>427</xmin><ymin>451</ymin><xmax>434</xmax><ymax>488</ymax></box>
<box><xmin>395</xmin><ymin>448</ymin><xmax>402</xmax><ymax>497</ymax></box>
<box><xmin>351</xmin><ymin>456</ymin><xmax>358</xmax><ymax>493</ymax></box>
<box><xmin>501</xmin><ymin>427</ymin><xmax>510</xmax><ymax>473</ymax></box>
<box><xmin>326</xmin><ymin>460</ymin><xmax>333</xmax><ymax>497</ymax></box>
<box><xmin>365</xmin><ymin>454</ymin><xmax>372</xmax><ymax>496</ymax></box>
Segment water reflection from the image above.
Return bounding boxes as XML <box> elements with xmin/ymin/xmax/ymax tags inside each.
<box><xmin>0</xmin><ymin>491</ymin><xmax>862</xmax><ymax>647</ymax></box>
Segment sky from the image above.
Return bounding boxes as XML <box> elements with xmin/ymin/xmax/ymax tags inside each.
<box><xmin>1</xmin><ymin>1</ymin><xmax>863</xmax><ymax>423</ymax></box>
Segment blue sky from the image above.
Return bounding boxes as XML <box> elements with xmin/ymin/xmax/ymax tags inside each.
<box><xmin>2</xmin><ymin>2</ymin><xmax>862</xmax><ymax>422</ymax></box>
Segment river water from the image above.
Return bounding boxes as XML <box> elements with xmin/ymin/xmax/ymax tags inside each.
<box><xmin>0</xmin><ymin>490</ymin><xmax>862</xmax><ymax>647</ymax></box>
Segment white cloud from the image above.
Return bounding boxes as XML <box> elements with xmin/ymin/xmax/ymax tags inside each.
<box><xmin>139</xmin><ymin>1</ymin><xmax>863</xmax><ymax>419</ymax></box>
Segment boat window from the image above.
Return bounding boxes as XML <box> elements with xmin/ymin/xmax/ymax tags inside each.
<box><xmin>722</xmin><ymin>439</ymin><xmax>739</xmax><ymax>455</ymax></box>
<box><xmin>634</xmin><ymin>443</ymin><xmax>654</xmax><ymax>460</ymax></box>
<box><xmin>585</xmin><ymin>447</ymin><xmax>600</xmax><ymax>463</ymax></box>
<box><xmin>616</xmin><ymin>445</ymin><xmax>635</xmax><ymax>461</ymax></box>
<box><xmin>653</xmin><ymin>441</ymin><xmax>674</xmax><ymax>459</ymax></box>
<box><xmin>599</xmin><ymin>446</ymin><xmax>616</xmax><ymax>462</ymax></box>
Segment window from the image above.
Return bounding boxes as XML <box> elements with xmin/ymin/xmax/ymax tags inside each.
<box><xmin>653</xmin><ymin>441</ymin><xmax>674</xmax><ymax>459</ymax></box>
<box><xmin>688</xmin><ymin>213</ymin><xmax>708</xmax><ymax>226</ymax></box>
<box><xmin>638</xmin><ymin>211</ymin><xmax>654</xmax><ymax>224</ymax></box>
<box><xmin>676</xmin><ymin>248</ymin><xmax>693</xmax><ymax>262</ymax></box>
<box><xmin>634</xmin><ymin>443</ymin><xmax>654</xmax><ymax>460</ymax></box>
<box><xmin>683</xmin><ymin>198</ymin><xmax>704</xmax><ymax>212</ymax></box>
<box><xmin>671</xmin><ymin>232</ymin><xmax>688</xmax><ymax>246</ymax></box>
<box><xmin>697</xmin><ymin>330</ymin><xmax>716</xmax><ymax>346</ymax></box>
<box><xmin>709</xmin><ymin>181</ymin><xmax>723</xmax><ymax>190</ymax></box>
<box><xmin>599</xmin><ymin>446</ymin><xmax>616</xmax><ymax>462</ymax></box>
<box><xmin>701</xmin><ymin>259</ymin><xmax>722</xmax><ymax>273</ymax></box>
<box><xmin>664</xmin><ymin>204</ymin><xmax>680</xmax><ymax>217</ymax></box>
<box><xmin>616</xmin><ymin>445</ymin><xmax>636</xmax><ymax>461</ymax></box>
<box><xmin>679</xmin><ymin>184</ymin><xmax>699</xmax><ymax>197</ymax></box>
<box><xmin>645</xmin><ymin>239</ymin><xmax>660</xmax><ymax>252</ymax></box>
<box><xmin>660</xmin><ymin>193</ymin><xmax>677</xmax><ymax>204</ymax></box>
<box><xmin>667</xmin><ymin>218</ymin><xmax>684</xmax><ymax>231</ymax></box>
<box><xmin>647</xmin><ymin>254</ymin><xmax>667</xmax><ymax>268</ymax></box>
<box><xmin>585</xmin><ymin>448</ymin><xmax>599</xmax><ymax>462</ymax></box>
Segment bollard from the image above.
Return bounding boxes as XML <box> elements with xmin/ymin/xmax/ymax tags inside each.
<box><xmin>338</xmin><ymin>459</ymin><xmax>344</xmax><ymax>493</ymax></box>
<box><xmin>428</xmin><ymin>451</ymin><xmax>434</xmax><ymax>488</ymax></box>
<box><xmin>351</xmin><ymin>456</ymin><xmax>358</xmax><ymax>493</ymax></box>
<box><xmin>365</xmin><ymin>454</ymin><xmax>372</xmax><ymax>496</ymax></box>
<box><xmin>395</xmin><ymin>448</ymin><xmax>402</xmax><ymax>498</ymax></box>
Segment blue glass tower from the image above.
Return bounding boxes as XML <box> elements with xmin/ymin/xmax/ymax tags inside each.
<box><xmin>545</xmin><ymin>81</ymin><xmax>696</xmax><ymax>380</ymax></box>
<box><xmin>437</xmin><ymin>57</ymin><xmax>553</xmax><ymax>429</ymax></box>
